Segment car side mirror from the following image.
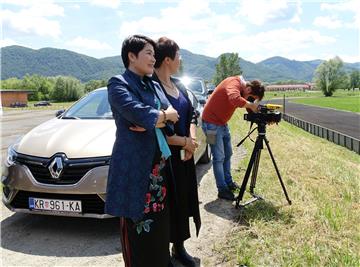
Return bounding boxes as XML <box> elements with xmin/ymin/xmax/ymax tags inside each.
<box><xmin>55</xmin><ymin>109</ymin><xmax>65</xmax><ymax>117</ymax></box>
<box><xmin>207</xmin><ymin>89</ymin><xmax>214</xmax><ymax>95</ymax></box>
<box><xmin>199</xmin><ymin>99</ymin><xmax>206</xmax><ymax>105</ymax></box>
<box><xmin>194</xmin><ymin>110</ymin><xmax>201</xmax><ymax>118</ymax></box>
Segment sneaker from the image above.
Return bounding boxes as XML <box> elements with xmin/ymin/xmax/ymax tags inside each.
<box><xmin>227</xmin><ymin>181</ymin><xmax>240</xmax><ymax>191</ymax></box>
<box><xmin>217</xmin><ymin>189</ymin><xmax>235</xmax><ymax>201</ymax></box>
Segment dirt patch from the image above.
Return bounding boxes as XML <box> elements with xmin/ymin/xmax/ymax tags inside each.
<box><xmin>176</xmin><ymin>144</ymin><xmax>248</xmax><ymax>267</ymax></box>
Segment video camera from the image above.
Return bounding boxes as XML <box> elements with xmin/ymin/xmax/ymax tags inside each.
<box><xmin>244</xmin><ymin>104</ymin><xmax>282</xmax><ymax>124</ymax></box>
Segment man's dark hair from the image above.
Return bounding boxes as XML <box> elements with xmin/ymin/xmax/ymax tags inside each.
<box><xmin>154</xmin><ymin>37</ymin><xmax>180</xmax><ymax>68</ymax></box>
<box><xmin>247</xmin><ymin>80</ymin><xmax>265</xmax><ymax>100</ymax></box>
<box><xmin>121</xmin><ymin>35</ymin><xmax>156</xmax><ymax>68</ymax></box>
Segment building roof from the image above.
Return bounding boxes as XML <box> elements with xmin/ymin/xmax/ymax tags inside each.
<box><xmin>0</xmin><ymin>90</ymin><xmax>34</xmax><ymax>93</ymax></box>
<box><xmin>266</xmin><ymin>84</ymin><xmax>311</xmax><ymax>88</ymax></box>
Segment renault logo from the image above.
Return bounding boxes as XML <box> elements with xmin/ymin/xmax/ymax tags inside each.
<box><xmin>48</xmin><ymin>157</ymin><xmax>63</xmax><ymax>179</ymax></box>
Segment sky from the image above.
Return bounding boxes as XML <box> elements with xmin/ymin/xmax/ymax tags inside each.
<box><xmin>1</xmin><ymin>0</ymin><xmax>359</xmax><ymax>63</ymax></box>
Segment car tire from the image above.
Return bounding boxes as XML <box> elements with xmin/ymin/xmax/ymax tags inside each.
<box><xmin>199</xmin><ymin>144</ymin><xmax>211</xmax><ymax>164</ymax></box>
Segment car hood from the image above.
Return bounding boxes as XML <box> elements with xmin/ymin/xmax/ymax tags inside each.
<box><xmin>16</xmin><ymin>118</ymin><xmax>116</xmax><ymax>158</ymax></box>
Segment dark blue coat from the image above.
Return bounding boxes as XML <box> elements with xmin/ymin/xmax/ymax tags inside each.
<box><xmin>105</xmin><ymin>69</ymin><xmax>172</xmax><ymax>221</ymax></box>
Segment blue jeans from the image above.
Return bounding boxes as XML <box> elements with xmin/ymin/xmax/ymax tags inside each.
<box><xmin>202</xmin><ymin>121</ymin><xmax>233</xmax><ymax>191</ymax></box>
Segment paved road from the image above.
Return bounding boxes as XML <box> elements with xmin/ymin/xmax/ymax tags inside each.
<box><xmin>0</xmin><ymin>110</ymin><xmax>124</xmax><ymax>266</ymax></box>
<box><xmin>1</xmin><ymin>110</ymin><xmax>57</xmax><ymax>155</ymax></box>
<box><xmin>0</xmin><ymin>110</ymin><xmax>211</xmax><ymax>267</ymax></box>
<box><xmin>268</xmin><ymin>98</ymin><xmax>360</xmax><ymax>140</ymax></box>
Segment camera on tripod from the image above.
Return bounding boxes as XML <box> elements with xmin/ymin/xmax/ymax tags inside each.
<box><xmin>244</xmin><ymin>104</ymin><xmax>282</xmax><ymax>124</ymax></box>
<box><xmin>235</xmin><ymin>103</ymin><xmax>292</xmax><ymax>208</ymax></box>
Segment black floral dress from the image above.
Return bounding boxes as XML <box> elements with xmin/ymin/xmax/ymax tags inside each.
<box><xmin>120</xmin><ymin>148</ymin><xmax>171</xmax><ymax>267</ymax></box>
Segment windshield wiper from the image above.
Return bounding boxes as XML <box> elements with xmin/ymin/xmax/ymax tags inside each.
<box><xmin>61</xmin><ymin>116</ymin><xmax>80</xmax><ymax>120</ymax></box>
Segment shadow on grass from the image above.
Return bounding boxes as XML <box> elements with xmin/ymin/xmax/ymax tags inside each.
<box><xmin>204</xmin><ymin>199</ymin><xmax>294</xmax><ymax>226</ymax></box>
<box><xmin>236</xmin><ymin>201</ymin><xmax>294</xmax><ymax>226</ymax></box>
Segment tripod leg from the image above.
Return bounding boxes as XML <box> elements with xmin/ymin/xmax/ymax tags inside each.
<box><xmin>236</xmin><ymin>138</ymin><xmax>261</xmax><ymax>208</ymax></box>
<box><xmin>264</xmin><ymin>137</ymin><xmax>292</xmax><ymax>205</ymax></box>
<box><xmin>250</xmin><ymin>150</ymin><xmax>261</xmax><ymax>193</ymax></box>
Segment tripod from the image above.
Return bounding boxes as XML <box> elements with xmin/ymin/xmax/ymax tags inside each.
<box><xmin>235</xmin><ymin>122</ymin><xmax>292</xmax><ymax>208</ymax></box>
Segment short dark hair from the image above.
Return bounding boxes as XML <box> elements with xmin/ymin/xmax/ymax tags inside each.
<box><xmin>247</xmin><ymin>80</ymin><xmax>265</xmax><ymax>100</ymax></box>
<box><xmin>121</xmin><ymin>35</ymin><xmax>156</xmax><ymax>68</ymax></box>
<box><xmin>154</xmin><ymin>37</ymin><xmax>179</xmax><ymax>68</ymax></box>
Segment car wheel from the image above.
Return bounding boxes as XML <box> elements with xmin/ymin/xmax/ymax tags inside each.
<box><xmin>199</xmin><ymin>144</ymin><xmax>211</xmax><ymax>164</ymax></box>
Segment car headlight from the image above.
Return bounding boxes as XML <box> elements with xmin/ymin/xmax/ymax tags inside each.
<box><xmin>5</xmin><ymin>146</ymin><xmax>18</xmax><ymax>167</ymax></box>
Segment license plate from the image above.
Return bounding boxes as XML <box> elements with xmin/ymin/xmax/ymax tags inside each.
<box><xmin>29</xmin><ymin>197</ymin><xmax>82</xmax><ymax>213</ymax></box>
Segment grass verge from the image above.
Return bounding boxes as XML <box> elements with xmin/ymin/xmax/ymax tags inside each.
<box><xmin>264</xmin><ymin>89</ymin><xmax>359</xmax><ymax>101</ymax></box>
<box><xmin>291</xmin><ymin>96</ymin><xmax>360</xmax><ymax>113</ymax></box>
<box><xmin>218</xmin><ymin>110</ymin><xmax>360</xmax><ymax>266</ymax></box>
<box><xmin>3</xmin><ymin>101</ymin><xmax>75</xmax><ymax>112</ymax></box>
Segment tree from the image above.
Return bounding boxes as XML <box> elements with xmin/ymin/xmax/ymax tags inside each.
<box><xmin>349</xmin><ymin>70</ymin><xmax>360</xmax><ymax>90</ymax></box>
<box><xmin>51</xmin><ymin>76</ymin><xmax>84</xmax><ymax>102</ymax></box>
<box><xmin>212</xmin><ymin>53</ymin><xmax>242</xmax><ymax>86</ymax></box>
<box><xmin>314</xmin><ymin>56</ymin><xmax>346</xmax><ymax>96</ymax></box>
<box><xmin>22</xmin><ymin>74</ymin><xmax>43</xmax><ymax>100</ymax></box>
<box><xmin>1</xmin><ymin>77</ymin><xmax>23</xmax><ymax>89</ymax></box>
<box><xmin>84</xmin><ymin>79</ymin><xmax>107</xmax><ymax>92</ymax></box>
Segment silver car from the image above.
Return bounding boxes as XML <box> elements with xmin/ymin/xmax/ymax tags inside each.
<box><xmin>180</xmin><ymin>76</ymin><xmax>208</xmax><ymax>105</ymax></box>
<box><xmin>2</xmin><ymin>87</ymin><xmax>211</xmax><ymax>218</ymax></box>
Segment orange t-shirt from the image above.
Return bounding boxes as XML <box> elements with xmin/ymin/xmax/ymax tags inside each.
<box><xmin>202</xmin><ymin>76</ymin><xmax>247</xmax><ymax>125</ymax></box>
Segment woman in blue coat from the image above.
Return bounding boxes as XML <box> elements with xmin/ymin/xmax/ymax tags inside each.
<box><xmin>105</xmin><ymin>35</ymin><xmax>179</xmax><ymax>267</ymax></box>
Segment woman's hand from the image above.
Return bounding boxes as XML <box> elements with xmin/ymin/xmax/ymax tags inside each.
<box><xmin>182</xmin><ymin>149</ymin><xmax>193</xmax><ymax>161</ymax></box>
<box><xmin>165</xmin><ymin>106</ymin><xmax>179</xmax><ymax>123</ymax></box>
<box><xmin>183</xmin><ymin>137</ymin><xmax>198</xmax><ymax>153</ymax></box>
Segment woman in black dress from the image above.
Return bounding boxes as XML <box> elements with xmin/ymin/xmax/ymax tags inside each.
<box><xmin>153</xmin><ymin>37</ymin><xmax>201</xmax><ymax>267</ymax></box>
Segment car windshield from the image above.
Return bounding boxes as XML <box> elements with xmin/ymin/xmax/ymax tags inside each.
<box><xmin>185</xmin><ymin>80</ymin><xmax>204</xmax><ymax>94</ymax></box>
<box><xmin>62</xmin><ymin>89</ymin><xmax>112</xmax><ymax>119</ymax></box>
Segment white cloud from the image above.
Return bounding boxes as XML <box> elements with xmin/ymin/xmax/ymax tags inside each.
<box><xmin>70</xmin><ymin>4</ymin><xmax>81</xmax><ymax>10</ymax></box>
<box><xmin>320</xmin><ymin>0</ymin><xmax>360</xmax><ymax>30</ymax></box>
<box><xmin>203</xmin><ymin>28</ymin><xmax>336</xmax><ymax>62</ymax></box>
<box><xmin>1</xmin><ymin>0</ymin><xmax>63</xmax><ymax>38</ymax></box>
<box><xmin>1</xmin><ymin>10</ymin><xmax>62</xmax><ymax>38</ymax></box>
<box><xmin>1</xmin><ymin>0</ymin><xmax>37</xmax><ymax>7</ymax></box>
<box><xmin>313</xmin><ymin>16</ymin><xmax>343</xmax><ymax>29</ymax></box>
<box><xmin>321</xmin><ymin>0</ymin><xmax>359</xmax><ymax>12</ymax></box>
<box><xmin>1</xmin><ymin>0</ymin><xmax>64</xmax><ymax>13</ymax></box>
<box><xmin>237</xmin><ymin>0</ymin><xmax>302</xmax><ymax>25</ymax></box>
<box><xmin>333</xmin><ymin>53</ymin><xmax>360</xmax><ymax>63</ymax></box>
<box><xmin>66</xmin><ymin>37</ymin><xmax>112</xmax><ymax>50</ymax></box>
<box><xmin>118</xmin><ymin>0</ymin><xmax>245</xmax><ymax>53</ymax></box>
<box><xmin>0</xmin><ymin>38</ymin><xmax>18</xmax><ymax>48</ymax></box>
<box><xmin>89</xmin><ymin>0</ymin><xmax>121</xmax><ymax>9</ymax></box>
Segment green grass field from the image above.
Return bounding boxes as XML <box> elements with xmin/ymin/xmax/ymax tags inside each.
<box><xmin>3</xmin><ymin>101</ymin><xmax>76</xmax><ymax>111</ymax></box>
<box><xmin>264</xmin><ymin>89</ymin><xmax>360</xmax><ymax>113</ymax></box>
<box><xmin>219</xmin><ymin>110</ymin><xmax>360</xmax><ymax>266</ymax></box>
<box><xmin>291</xmin><ymin>96</ymin><xmax>360</xmax><ymax>113</ymax></box>
<box><xmin>264</xmin><ymin>89</ymin><xmax>360</xmax><ymax>101</ymax></box>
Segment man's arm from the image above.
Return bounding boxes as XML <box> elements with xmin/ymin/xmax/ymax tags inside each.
<box><xmin>226</xmin><ymin>78</ymin><xmax>259</xmax><ymax>112</ymax></box>
<box><xmin>225</xmin><ymin>78</ymin><xmax>248</xmax><ymax>108</ymax></box>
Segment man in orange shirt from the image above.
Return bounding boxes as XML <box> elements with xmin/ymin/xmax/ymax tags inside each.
<box><xmin>202</xmin><ymin>76</ymin><xmax>265</xmax><ymax>200</ymax></box>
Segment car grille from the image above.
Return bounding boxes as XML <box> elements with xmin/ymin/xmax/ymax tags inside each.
<box><xmin>10</xmin><ymin>191</ymin><xmax>105</xmax><ymax>214</ymax></box>
<box><xmin>16</xmin><ymin>153</ymin><xmax>110</xmax><ymax>185</ymax></box>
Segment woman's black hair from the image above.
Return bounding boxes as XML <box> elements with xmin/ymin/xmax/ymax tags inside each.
<box><xmin>121</xmin><ymin>35</ymin><xmax>156</xmax><ymax>68</ymax></box>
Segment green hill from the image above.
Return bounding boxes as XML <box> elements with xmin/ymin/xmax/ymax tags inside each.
<box><xmin>1</xmin><ymin>45</ymin><xmax>359</xmax><ymax>83</ymax></box>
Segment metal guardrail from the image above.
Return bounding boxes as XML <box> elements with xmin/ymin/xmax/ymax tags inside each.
<box><xmin>283</xmin><ymin>114</ymin><xmax>360</xmax><ymax>154</ymax></box>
